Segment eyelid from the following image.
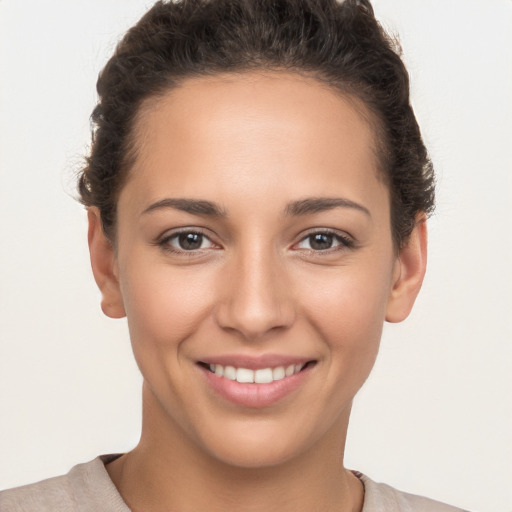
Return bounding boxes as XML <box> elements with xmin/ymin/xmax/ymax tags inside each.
<box><xmin>154</xmin><ymin>226</ymin><xmax>355</xmax><ymax>256</ymax></box>
<box><xmin>156</xmin><ymin>227</ymin><xmax>220</xmax><ymax>254</ymax></box>
<box><xmin>292</xmin><ymin>228</ymin><xmax>355</xmax><ymax>252</ymax></box>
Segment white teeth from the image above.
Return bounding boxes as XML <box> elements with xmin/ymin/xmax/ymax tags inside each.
<box><xmin>273</xmin><ymin>366</ymin><xmax>285</xmax><ymax>380</ymax></box>
<box><xmin>224</xmin><ymin>365</ymin><xmax>236</xmax><ymax>380</ymax></box>
<box><xmin>236</xmin><ymin>368</ymin><xmax>254</xmax><ymax>383</ymax></box>
<box><xmin>254</xmin><ymin>368</ymin><xmax>273</xmax><ymax>384</ymax></box>
<box><xmin>207</xmin><ymin>362</ymin><xmax>309</xmax><ymax>383</ymax></box>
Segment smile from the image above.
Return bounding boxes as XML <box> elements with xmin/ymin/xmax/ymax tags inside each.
<box><xmin>197</xmin><ymin>359</ymin><xmax>316</xmax><ymax>408</ymax></box>
<box><xmin>206</xmin><ymin>363</ymin><xmax>308</xmax><ymax>384</ymax></box>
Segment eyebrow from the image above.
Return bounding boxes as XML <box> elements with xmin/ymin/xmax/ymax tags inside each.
<box><xmin>141</xmin><ymin>196</ymin><xmax>370</xmax><ymax>218</ymax></box>
<box><xmin>285</xmin><ymin>197</ymin><xmax>371</xmax><ymax>218</ymax></box>
<box><xmin>142</xmin><ymin>198</ymin><xmax>227</xmax><ymax>217</ymax></box>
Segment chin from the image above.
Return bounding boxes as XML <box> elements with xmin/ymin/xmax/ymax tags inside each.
<box><xmin>206</xmin><ymin>440</ymin><xmax>300</xmax><ymax>470</ymax></box>
<box><xmin>192</xmin><ymin>416</ymin><xmax>323</xmax><ymax>470</ymax></box>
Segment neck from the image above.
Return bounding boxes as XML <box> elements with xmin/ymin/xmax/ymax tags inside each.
<box><xmin>106</xmin><ymin>384</ymin><xmax>364</xmax><ymax>512</ymax></box>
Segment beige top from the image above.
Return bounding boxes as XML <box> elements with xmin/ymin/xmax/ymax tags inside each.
<box><xmin>0</xmin><ymin>455</ymin><xmax>469</xmax><ymax>511</ymax></box>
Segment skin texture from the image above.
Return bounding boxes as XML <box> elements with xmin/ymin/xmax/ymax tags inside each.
<box><xmin>88</xmin><ymin>72</ymin><xmax>427</xmax><ymax>512</ymax></box>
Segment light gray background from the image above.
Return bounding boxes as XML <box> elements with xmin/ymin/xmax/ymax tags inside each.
<box><xmin>0</xmin><ymin>1</ymin><xmax>511</xmax><ymax>511</ymax></box>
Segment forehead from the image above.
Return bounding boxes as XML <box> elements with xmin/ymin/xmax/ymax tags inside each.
<box><xmin>122</xmin><ymin>71</ymin><xmax>388</xmax><ymax>215</ymax></box>
<box><xmin>135</xmin><ymin>71</ymin><xmax>379</xmax><ymax>160</ymax></box>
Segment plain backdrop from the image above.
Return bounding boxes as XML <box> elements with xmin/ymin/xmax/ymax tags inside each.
<box><xmin>0</xmin><ymin>1</ymin><xmax>511</xmax><ymax>511</ymax></box>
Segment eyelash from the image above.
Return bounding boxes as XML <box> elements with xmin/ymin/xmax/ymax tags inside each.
<box><xmin>293</xmin><ymin>229</ymin><xmax>355</xmax><ymax>254</ymax></box>
<box><xmin>157</xmin><ymin>228</ymin><xmax>218</xmax><ymax>255</ymax></box>
<box><xmin>156</xmin><ymin>228</ymin><xmax>355</xmax><ymax>255</ymax></box>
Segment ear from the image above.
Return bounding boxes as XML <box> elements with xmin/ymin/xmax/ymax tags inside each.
<box><xmin>87</xmin><ymin>207</ymin><xmax>126</xmax><ymax>319</ymax></box>
<box><xmin>385</xmin><ymin>215</ymin><xmax>428</xmax><ymax>323</ymax></box>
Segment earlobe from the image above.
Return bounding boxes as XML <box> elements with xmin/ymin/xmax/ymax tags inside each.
<box><xmin>87</xmin><ymin>208</ymin><xmax>126</xmax><ymax>319</ymax></box>
<box><xmin>385</xmin><ymin>215</ymin><xmax>428</xmax><ymax>323</ymax></box>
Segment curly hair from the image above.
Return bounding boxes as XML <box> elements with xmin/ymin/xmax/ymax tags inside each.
<box><xmin>78</xmin><ymin>0</ymin><xmax>435</xmax><ymax>247</ymax></box>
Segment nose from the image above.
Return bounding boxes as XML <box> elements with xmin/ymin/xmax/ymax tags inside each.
<box><xmin>213</xmin><ymin>244</ymin><xmax>296</xmax><ymax>341</ymax></box>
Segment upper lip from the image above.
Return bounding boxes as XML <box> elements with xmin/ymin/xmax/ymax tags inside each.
<box><xmin>197</xmin><ymin>354</ymin><xmax>316</xmax><ymax>370</ymax></box>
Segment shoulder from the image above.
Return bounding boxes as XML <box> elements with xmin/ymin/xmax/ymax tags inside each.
<box><xmin>0</xmin><ymin>473</ymin><xmax>75</xmax><ymax>512</ymax></box>
<box><xmin>357</xmin><ymin>473</ymin><xmax>470</xmax><ymax>512</ymax></box>
<box><xmin>0</xmin><ymin>455</ymin><xmax>129</xmax><ymax>512</ymax></box>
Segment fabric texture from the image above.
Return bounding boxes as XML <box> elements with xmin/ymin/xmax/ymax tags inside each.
<box><xmin>0</xmin><ymin>455</ymin><xmax>469</xmax><ymax>511</ymax></box>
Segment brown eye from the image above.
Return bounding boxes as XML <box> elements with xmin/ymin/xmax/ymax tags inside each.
<box><xmin>295</xmin><ymin>231</ymin><xmax>354</xmax><ymax>252</ymax></box>
<box><xmin>160</xmin><ymin>230</ymin><xmax>216</xmax><ymax>252</ymax></box>
<box><xmin>178</xmin><ymin>232</ymin><xmax>204</xmax><ymax>250</ymax></box>
<box><xmin>309</xmin><ymin>233</ymin><xmax>334</xmax><ymax>251</ymax></box>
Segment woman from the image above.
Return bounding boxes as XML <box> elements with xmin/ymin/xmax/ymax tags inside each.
<box><xmin>0</xmin><ymin>0</ymin><xmax>473</xmax><ymax>510</ymax></box>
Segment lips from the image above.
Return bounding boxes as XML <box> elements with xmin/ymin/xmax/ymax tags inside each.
<box><xmin>197</xmin><ymin>357</ymin><xmax>316</xmax><ymax>408</ymax></box>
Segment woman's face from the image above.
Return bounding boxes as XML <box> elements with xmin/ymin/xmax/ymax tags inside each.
<box><xmin>93</xmin><ymin>72</ymin><xmax>422</xmax><ymax>468</ymax></box>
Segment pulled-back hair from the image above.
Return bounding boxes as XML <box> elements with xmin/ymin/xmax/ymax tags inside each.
<box><xmin>78</xmin><ymin>0</ymin><xmax>434</xmax><ymax>247</ymax></box>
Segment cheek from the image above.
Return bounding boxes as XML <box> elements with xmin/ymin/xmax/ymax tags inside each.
<box><xmin>297</xmin><ymin>259</ymin><xmax>393</xmax><ymax>375</ymax></box>
<box><xmin>302</xmin><ymin>261</ymin><xmax>391</xmax><ymax>330</ymax></box>
<box><xmin>118</xmin><ymin>259</ymin><xmax>220</xmax><ymax>414</ymax></box>
<box><xmin>119</xmin><ymin>256</ymin><xmax>216</xmax><ymax>352</ymax></box>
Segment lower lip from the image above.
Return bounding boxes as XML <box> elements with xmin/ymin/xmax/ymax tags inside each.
<box><xmin>199</xmin><ymin>365</ymin><xmax>314</xmax><ymax>408</ymax></box>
